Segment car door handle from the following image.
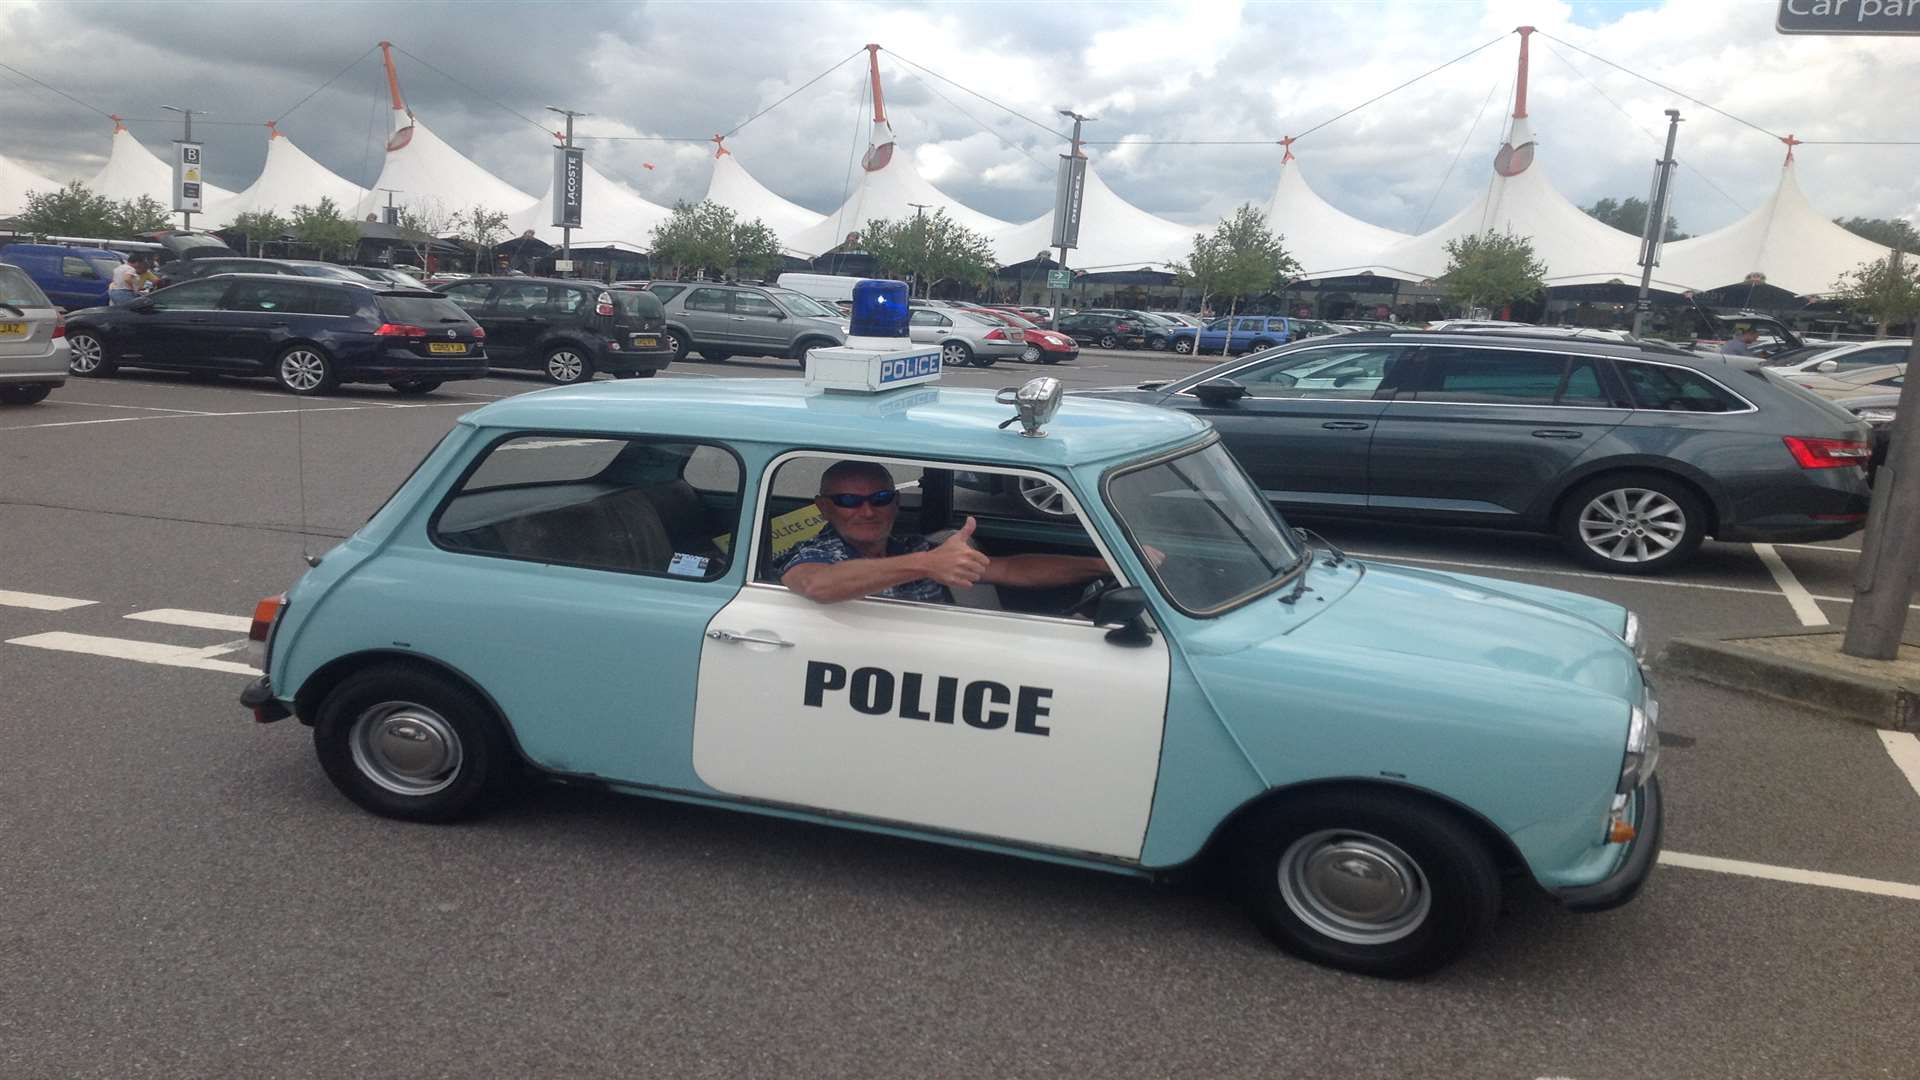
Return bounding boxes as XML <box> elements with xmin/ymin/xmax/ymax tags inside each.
<box><xmin>1531</xmin><ymin>430</ymin><xmax>1584</xmax><ymax>439</ymax></box>
<box><xmin>706</xmin><ymin>629</ymin><xmax>795</xmax><ymax>647</ymax></box>
<box><xmin>1321</xmin><ymin>421</ymin><xmax>1370</xmax><ymax>430</ymax></box>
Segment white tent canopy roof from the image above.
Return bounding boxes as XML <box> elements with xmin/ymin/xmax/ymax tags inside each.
<box><xmin>200</xmin><ymin>126</ymin><xmax>366</xmax><ymax>229</ymax></box>
<box><xmin>508</xmin><ymin>159</ymin><xmax>671</xmax><ymax>248</ymax></box>
<box><xmin>353</xmin><ymin>116</ymin><xmax>535</xmax><ymax>222</ymax></box>
<box><xmin>990</xmin><ymin>163</ymin><xmax>1193</xmax><ymax>270</ymax></box>
<box><xmin>1364</xmin><ymin>118</ymin><xmax>1687</xmax><ymax>290</ymax></box>
<box><xmin>1261</xmin><ymin>154</ymin><xmax>1412</xmax><ymax>279</ymax></box>
<box><xmin>89</xmin><ymin>125</ymin><xmax>234</xmax><ymax>208</ymax></box>
<box><xmin>1658</xmin><ymin>156</ymin><xmax>1892</xmax><ymax>297</ymax></box>
<box><xmin>789</xmin><ymin>141</ymin><xmax>1010</xmax><ymax>258</ymax></box>
<box><xmin>1</xmin><ymin>153</ymin><xmax>58</xmax><ymax>217</ymax></box>
<box><xmin>703</xmin><ymin>150</ymin><xmax>824</xmax><ymax>250</ymax></box>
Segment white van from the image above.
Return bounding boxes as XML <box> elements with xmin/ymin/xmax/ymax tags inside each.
<box><xmin>773</xmin><ymin>272</ymin><xmax>871</xmax><ymax>306</ymax></box>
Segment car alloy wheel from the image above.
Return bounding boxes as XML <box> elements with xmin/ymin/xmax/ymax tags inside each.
<box><xmin>68</xmin><ymin>333</ymin><xmax>106</xmax><ymax>374</ymax></box>
<box><xmin>1172</xmin><ymin>337</ymin><xmax>1193</xmax><ymax>355</ymax></box>
<box><xmin>1098</xmin><ymin>333</ymin><xmax>1118</xmax><ymax>350</ymax></box>
<box><xmin>545</xmin><ymin>348</ymin><xmax>589</xmax><ymax>384</ymax></box>
<box><xmin>348</xmin><ymin>700</ymin><xmax>465</xmax><ymax>797</ymax></box>
<box><xmin>1577</xmin><ymin>487</ymin><xmax>1687</xmax><ymax>565</ymax></box>
<box><xmin>1276</xmin><ymin>828</ymin><xmax>1432</xmax><ymax>946</ymax></box>
<box><xmin>278</xmin><ymin>348</ymin><xmax>333</xmax><ymax>394</ymax></box>
<box><xmin>1015</xmin><ymin>475</ymin><xmax>1076</xmax><ymax>518</ymax></box>
<box><xmin>1020</xmin><ymin>345</ymin><xmax>1042</xmax><ymax>363</ymax></box>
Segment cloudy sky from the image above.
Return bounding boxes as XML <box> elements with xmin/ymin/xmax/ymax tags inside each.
<box><xmin>4</xmin><ymin>0</ymin><xmax>1916</xmax><ymax>236</ymax></box>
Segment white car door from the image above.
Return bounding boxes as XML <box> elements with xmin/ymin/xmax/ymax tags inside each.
<box><xmin>692</xmin><ymin>459</ymin><xmax>1172</xmax><ymax>861</ymax></box>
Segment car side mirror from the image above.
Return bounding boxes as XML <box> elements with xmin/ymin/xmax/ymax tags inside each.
<box><xmin>1093</xmin><ymin>586</ymin><xmax>1153</xmax><ymax>647</ymax></box>
<box><xmin>1816</xmin><ymin>360</ymin><xmax>1839</xmax><ymax>372</ymax></box>
<box><xmin>1191</xmin><ymin>378</ymin><xmax>1249</xmax><ymax>405</ymax></box>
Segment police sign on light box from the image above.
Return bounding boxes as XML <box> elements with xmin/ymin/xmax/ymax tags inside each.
<box><xmin>803</xmin><ymin>279</ymin><xmax>943</xmax><ymax>392</ymax></box>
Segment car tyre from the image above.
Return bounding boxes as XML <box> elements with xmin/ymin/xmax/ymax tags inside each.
<box><xmin>1557</xmin><ymin>472</ymin><xmax>1707</xmax><ymax>574</ymax></box>
<box><xmin>940</xmin><ymin>340</ymin><xmax>975</xmax><ymax>369</ymax></box>
<box><xmin>1097</xmin><ymin>333</ymin><xmax>1119</xmax><ymax>350</ymax></box>
<box><xmin>1234</xmin><ymin>788</ymin><xmax>1500</xmax><ymax>978</ymax></box>
<box><xmin>276</xmin><ymin>345</ymin><xmax>339</xmax><ymax>396</ymax></box>
<box><xmin>698</xmin><ymin>351</ymin><xmax>732</xmax><ymax>362</ymax></box>
<box><xmin>313</xmin><ymin>663</ymin><xmax>514</xmax><ymax>823</ymax></box>
<box><xmin>1172</xmin><ymin>337</ymin><xmax>1194</xmax><ymax>355</ymax></box>
<box><xmin>0</xmin><ymin>384</ymin><xmax>53</xmax><ymax>405</ymax></box>
<box><xmin>67</xmin><ymin>330</ymin><xmax>116</xmax><ymax>376</ymax></box>
<box><xmin>663</xmin><ymin>329</ymin><xmax>691</xmax><ymax>363</ymax></box>
<box><xmin>614</xmin><ymin>370</ymin><xmax>657</xmax><ymax>379</ymax></box>
<box><xmin>388</xmin><ymin>379</ymin><xmax>442</xmax><ymax>395</ymax></box>
<box><xmin>542</xmin><ymin>346</ymin><xmax>594</xmax><ymax>385</ymax></box>
<box><xmin>1019</xmin><ymin>345</ymin><xmax>1042</xmax><ymax>364</ymax></box>
<box><xmin>1148</xmin><ymin>334</ymin><xmax>1168</xmax><ymax>351</ymax></box>
<box><xmin>1250</xmin><ymin>339</ymin><xmax>1276</xmax><ymax>351</ymax></box>
<box><xmin>790</xmin><ymin>337</ymin><xmax>835</xmax><ymax>369</ymax></box>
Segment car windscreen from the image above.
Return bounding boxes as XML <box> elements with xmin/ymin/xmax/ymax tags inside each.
<box><xmin>770</xmin><ymin>290</ymin><xmax>838</xmax><ymax>318</ymax></box>
<box><xmin>376</xmin><ymin>294</ymin><xmax>472</xmax><ymax>325</ymax></box>
<box><xmin>0</xmin><ymin>265</ymin><xmax>52</xmax><ymax>307</ymax></box>
<box><xmin>1106</xmin><ymin>441</ymin><xmax>1302</xmax><ymax>615</ymax></box>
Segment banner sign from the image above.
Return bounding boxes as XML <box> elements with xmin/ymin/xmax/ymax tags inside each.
<box><xmin>172</xmin><ymin>142</ymin><xmax>204</xmax><ymax>212</ymax></box>
<box><xmin>553</xmin><ymin>146</ymin><xmax>585</xmax><ymax>228</ymax></box>
<box><xmin>1777</xmin><ymin>0</ymin><xmax>1920</xmax><ymax>34</ymax></box>
<box><xmin>1050</xmin><ymin>155</ymin><xmax>1087</xmax><ymax>250</ymax></box>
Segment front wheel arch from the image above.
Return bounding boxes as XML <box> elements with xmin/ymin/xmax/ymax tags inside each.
<box><xmin>1199</xmin><ymin>777</ymin><xmax>1527</xmax><ymax>879</ymax></box>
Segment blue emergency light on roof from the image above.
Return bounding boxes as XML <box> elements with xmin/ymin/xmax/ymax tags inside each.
<box><xmin>850</xmin><ymin>279</ymin><xmax>909</xmax><ymax>340</ymax></box>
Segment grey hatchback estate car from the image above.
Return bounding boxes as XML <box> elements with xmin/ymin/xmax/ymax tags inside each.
<box><xmin>646</xmin><ymin>282</ymin><xmax>846</xmax><ymax>367</ymax></box>
<box><xmin>1082</xmin><ymin>330</ymin><xmax>1874</xmax><ymax>573</ymax></box>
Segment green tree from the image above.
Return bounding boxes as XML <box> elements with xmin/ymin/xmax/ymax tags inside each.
<box><xmin>1440</xmin><ymin>231</ymin><xmax>1547</xmax><ymax>316</ymax></box>
<box><xmin>14</xmin><ymin>181</ymin><xmax>121</xmax><ymax>237</ymax></box>
<box><xmin>289</xmin><ymin>197</ymin><xmax>361</xmax><ymax>262</ymax></box>
<box><xmin>1583</xmin><ymin>196</ymin><xmax>1686</xmax><ymax>241</ymax></box>
<box><xmin>394</xmin><ymin>199</ymin><xmax>454</xmax><ymax>271</ymax></box>
<box><xmin>454</xmin><ymin>205</ymin><xmax>510</xmax><ymax>272</ymax></box>
<box><xmin>228</xmin><ymin>210</ymin><xmax>291</xmax><ymax>256</ymax></box>
<box><xmin>648</xmin><ymin>200</ymin><xmax>787</xmax><ymax>280</ymax></box>
<box><xmin>110</xmin><ymin>195</ymin><xmax>172</xmax><ymax>237</ymax></box>
<box><xmin>732</xmin><ymin>218</ymin><xmax>785</xmax><ymax>281</ymax></box>
<box><xmin>1832</xmin><ymin>252</ymin><xmax>1920</xmax><ymax>337</ymax></box>
<box><xmin>1834</xmin><ymin>216</ymin><xmax>1920</xmax><ymax>251</ymax></box>
<box><xmin>1170</xmin><ymin>204</ymin><xmax>1299</xmax><ymax>355</ymax></box>
<box><xmin>860</xmin><ymin>209</ymin><xmax>998</xmax><ymax>297</ymax></box>
<box><xmin>1169</xmin><ymin>233</ymin><xmax>1226</xmax><ymax>343</ymax></box>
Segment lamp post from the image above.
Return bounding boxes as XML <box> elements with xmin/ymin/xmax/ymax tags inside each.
<box><xmin>545</xmin><ymin>106</ymin><xmax>589</xmax><ymax>276</ymax></box>
<box><xmin>159</xmin><ymin>105</ymin><xmax>204</xmax><ymax>230</ymax></box>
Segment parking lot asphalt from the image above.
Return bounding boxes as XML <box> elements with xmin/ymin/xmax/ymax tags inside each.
<box><xmin>3</xmin><ymin>363</ymin><xmax>1917</xmax><ymax>1079</ymax></box>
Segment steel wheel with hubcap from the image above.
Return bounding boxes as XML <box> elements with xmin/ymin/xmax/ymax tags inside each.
<box><xmin>314</xmin><ymin>664</ymin><xmax>512</xmax><ymax>822</ymax></box>
<box><xmin>1020</xmin><ymin>344</ymin><xmax>1042</xmax><ymax>363</ymax></box>
<box><xmin>1557</xmin><ymin>472</ymin><xmax>1705</xmax><ymax>574</ymax></box>
<box><xmin>276</xmin><ymin>346</ymin><xmax>337</xmax><ymax>395</ymax></box>
<box><xmin>1277</xmin><ymin>829</ymin><xmax>1432</xmax><ymax>946</ymax></box>
<box><xmin>940</xmin><ymin>340</ymin><xmax>974</xmax><ymax>369</ymax></box>
<box><xmin>543</xmin><ymin>346</ymin><xmax>593</xmax><ymax>384</ymax></box>
<box><xmin>68</xmin><ymin>331</ymin><xmax>114</xmax><ymax>376</ymax></box>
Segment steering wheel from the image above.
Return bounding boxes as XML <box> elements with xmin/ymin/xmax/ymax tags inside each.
<box><xmin>1066</xmin><ymin>575</ymin><xmax>1122</xmax><ymax>618</ymax></box>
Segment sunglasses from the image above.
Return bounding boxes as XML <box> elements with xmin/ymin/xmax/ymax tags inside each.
<box><xmin>823</xmin><ymin>490</ymin><xmax>899</xmax><ymax>509</ymax></box>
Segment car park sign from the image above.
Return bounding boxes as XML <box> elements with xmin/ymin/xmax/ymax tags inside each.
<box><xmin>172</xmin><ymin>142</ymin><xmax>204</xmax><ymax>212</ymax></box>
<box><xmin>1777</xmin><ymin>0</ymin><xmax>1920</xmax><ymax>34</ymax></box>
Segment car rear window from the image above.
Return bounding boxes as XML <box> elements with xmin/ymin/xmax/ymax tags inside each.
<box><xmin>614</xmin><ymin>290</ymin><xmax>664</xmax><ymax>318</ymax></box>
<box><xmin>377</xmin><ymin>294</ymin><xmax>470</xmax><ymax>325</ymax></box>
<box><xmin>0</xmin><ymin>265</ymin><xmax>52</xmax><ymax>307</ymax></box>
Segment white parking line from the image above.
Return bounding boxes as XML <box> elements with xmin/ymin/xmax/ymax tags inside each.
<box><xmin>0</xmin><ymin>401</ymin><xmax>471</xmax><ymax>432</ymax></box>
<box><xmin>0</xmin><ymin>589</ymin><xmax>96</xmax><ymax>611</ymax></box>
<box><xmin>1752</xmin><ymin>543</ymin><xmax>1829</xmax><ymax>626</ymax></box>
<box><xmin>1772</xmin><ymin>542</ymin><xmax>1862</xmax><ymax>555</ymax></box>
<box><xmin>125</xmin><ymin>608</ymin><xmax>252</xmax><ymax>633</ymax></box>
<box><xmin>7</xmin><ymin>631</ymin><xmax>259</xmax><ymax>675</ymax></box>
<box><xmin>54</xmin><ymin>400</ymin><xmax>219</xmax><ymax>415</ymax></box>
<box><xmin>1660</xmin><ymin>850</ymin><xmax>1920</xmax><ymax>901</ymax></box>
<box><xmin>1878</xmin><ymin>732</ymin><xmax>1920</xmax><ymax>803</ymax></box>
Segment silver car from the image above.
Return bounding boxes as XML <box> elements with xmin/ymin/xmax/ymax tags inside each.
<box><xmin>650</xmin><ymin>282</ymin><xmax>847</xmax><ymax>367</ymax></box>
<box><xmin>0</xmin><ymin>263</ymin><xmax>68</xmax><ymax>406</ymax></box>
<box><xmin>1767</xmin><ymin>338</ymin><xmax>1912</xmax><ymax>376</ymax></box>
<box><xmin>907</xmin><ymin>307</ymin><xmax>1026</xmax><ymax>368</ymax></box>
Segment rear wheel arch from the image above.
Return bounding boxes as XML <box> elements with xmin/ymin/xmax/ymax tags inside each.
<box><xmin>294</xmin><ymin>650</ymin><xmax>526</xmax><ymax>759</ymax></box>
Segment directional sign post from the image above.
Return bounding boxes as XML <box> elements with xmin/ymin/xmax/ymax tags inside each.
<box><xmin>1047</xmin><ymin>269</ymin><xmax>1071</xmax><ymax>291</ymax></box>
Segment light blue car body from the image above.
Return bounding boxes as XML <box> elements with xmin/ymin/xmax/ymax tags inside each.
<box><xmin>261</xmin><ymin>379</ymin><xmax>1650</xmax><ymax>890</ymax></box>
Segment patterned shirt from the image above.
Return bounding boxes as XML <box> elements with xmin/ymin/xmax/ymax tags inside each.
<box><xmin>777</xmin><ymin>525</ymin><xmax>953</xmax><ymax>604</ymax></box>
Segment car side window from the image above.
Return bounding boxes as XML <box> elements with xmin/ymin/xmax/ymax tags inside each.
<box><xmin>1616</xmin><ymin>361</ymin><xmax>1742</xmax><ymax>413</ymax></box>
<box><xmin>61</xmin><ymin>256</ymin><xmax>99</xmax><ymax>279</ymax></box>
<box><xmin>1879</xmin><ymin>372</ymin><xmax>1904</xmax><ymax>388</ymax></box>
<box><xmin>550</xmin><ymin>288</ymin><xmax>588</xmax><ymax>316</ymax></box>
<box><xmin>1842</xmin><ymin>347</ymin><xmax>1905</xmax><ymax>368</ymax></box>
<box><xmin>148</xmin><ymin>279</ymin><xmax>230</xmax><ymax>311</ymax></box>
<box><xmin>685</xmin><ymin>287</ymin><xmax>731</xmax><ymax>312</ymax></box>
<box><xmin>909</xmin><ymin>309</ymin><xmax>948</xmax><ymax>327</ymax></box>
<box><xmin>1417</xmin><ymin>348</ymin><xmax>1570</xmax><ymax>405</ymax></box>
<box><xmin>648</xmin><ymin>284</ymin><xmax>686</xmax><ymax>304</ymax></box>
<box><xmin>440</xmin><ymin>283</ymin><xmax>492</xmax><ymax>312</ymax></box>
<box><xmin>304</xmin><ymin>287</ymin><xmax>361</xmax><ymax>317</ymax></box>
<box><xmin>733</xmin><ymin>292</ymin><xmax>780</xmax><ymax>317</ymax></box>
<box><xmin>493</xmin><ymin>282</ymin><xmax>551</xmax><ymax>314</ymax></box>
<box><xmin>1237</xmin><ymin>346</ymin><xmax>1407</xmax><ymax>399</ymax></box>
<box><xmin>432</xmin><ymin>435</ymin><xmax>743</xmax><ymax>581</ymax></box>
<box><xmin>224</xmin><ymin>279</ymin><xmax>312</xmax><ymax>312</ymax></box>
<box><xmin>1235</xmin><ymin>318</ymin><xmax>1262</xmax><ymax>332</ymax></box>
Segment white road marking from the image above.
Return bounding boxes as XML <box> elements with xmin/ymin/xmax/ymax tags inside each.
<box><xmin>125</xmin><ymin>608</ymin><xmax>252</xmax><ymax>633</ymax></box>
<box><xmin>0</xmin><ymin>589</ymin><xmax>95</xmax><ymax>611</ymax></box>
<box><xmin>1752</xmin><ymin>543</ymin><xmax>1829</xmax><ymax>626</ymax></box>
<box><xmin>1660</xmin><ymin>850</ymin><xmax>1920</xmax><ymax>901</ymax></box>
<box><xmin>1771</xmin><ymin>542</ymin><xmax>1861</xmax><ymax>555</ymax></box>
<box><xmin>1348</xmin><ymin>551</ymin><xmax>1920</xmax><ymax>613</ymax></box>
<box><xmin>53</xmin><ymin>400</ymin><xmax>218</xmax><ymax>415</ymax></box>
<box><xmin>0</xmin><ymin>401</ymin><xmax>472</xmax><ymax>432</ymax></box>
<box><xmin>1878</xmin><ymin>732</ymin><xmax>1920</xmax><ymax>803</ymax></box>
<box><xmin>7</xmin><ymin>631</ymin><xmax>259</xmax><ymax>675</ymax></box>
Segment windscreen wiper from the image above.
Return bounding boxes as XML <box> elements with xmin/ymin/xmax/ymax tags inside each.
<box><xmin>1296</xmin><ymin>528</ymin><xmax>1348</xmax><ymax>567</ymax></box>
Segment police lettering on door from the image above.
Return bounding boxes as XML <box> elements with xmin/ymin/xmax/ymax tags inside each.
<box><xmin>803</xmin><ymin>660</ymin><xmax>1053</xmax><ymax>735</ymax></box>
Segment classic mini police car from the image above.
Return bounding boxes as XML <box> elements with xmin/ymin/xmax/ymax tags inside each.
<box><xmin>241</xmin><ymin>281</ymin><xmax>1661</xmax><ymax>978</ymax></box>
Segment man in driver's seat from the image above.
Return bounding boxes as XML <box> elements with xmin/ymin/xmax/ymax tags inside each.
<box><xmin>779</xmin><ymin>461</ymin><xmax>1110</xmax><ymax>605</ymax></box>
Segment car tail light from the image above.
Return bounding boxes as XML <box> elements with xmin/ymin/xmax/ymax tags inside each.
<box><xmin>1116</xmin><ymin>322</ymin><xmax>1134</xmax><ymax>332</ymax></box>
<box><xmin>984</xmin><ymin>328</ymin><xmax>1009</xmax><ymax>341</ymax></box>
<box><xmin>596</xmin><ymin>291</ymin><xmax>616</xmax><ymax>317</ymax></box>
<box><xmin>1782</xmin><ymin>435</ymin><xmax>1872</xmax><ymax>469</ymax></box>
<box><xmin>472</xmin><ymin>326</ymin><xmax>486</xmax><ymax>340</ymax></box>
<box><xmin>52</xmin><ymin>315</ymin><xmax>65</xmax><ymax>339</ymax></box>
<box><xmin>247</xmin><ymin>593</ymin><xmax>285</xmax><ymax>670</ymax></box>
<box><xmin>374</xmin><ymin>323</ymin><xmax>428</xmax><ymax>337</ymax></box>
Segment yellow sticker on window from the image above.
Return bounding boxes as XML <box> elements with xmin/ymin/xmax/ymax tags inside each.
<box><xmin>713</xmin><ymin>502</ymin><xmax>828</xmax><ymax>557</ymax></box>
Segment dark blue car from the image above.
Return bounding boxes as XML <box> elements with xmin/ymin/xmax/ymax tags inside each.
<box><xmin>1167</xmin><ymin>315</ymin><xmax>1295</xmax><ymax>356</ymax></box>
<box><xmin>63</xmin><ymin>274</ymin><xmax>489</xmax><ymax>395</ymax></box>
<box><xmin>0</xmin><ymin>243</ymin><xmax>124</xmax><ymax>311</ymax></box>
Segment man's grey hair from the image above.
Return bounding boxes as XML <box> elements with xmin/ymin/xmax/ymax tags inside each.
<box><xmin>819</xmin><ymin>459</ymin><xmax>894</xmax><ymax>493</ymax></box>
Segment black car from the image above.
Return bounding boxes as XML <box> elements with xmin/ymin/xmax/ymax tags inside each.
<box><xmin>1075</xmin><ymin>309</ymin><xmax>1179</xmax><ymax>350</ymax></box>
<box><xmin>436</xmin><ymin>276</ymin><xmax>672</xmax><ymax>383</ymax></box>
<box><xmin>154</xmin><ymin>256</ymin><xmax>375</xmax><ymax>290</ymax></box>
<box><xmin>1079</xmin><ymin>330</ymin><xmax>1874</xmax><ymax>573</ymax></box>
<box><xmin>64</xmin><ymin>274</ymin><xmax>487</xmax><ymax>395</ymax></box>
<box><xmin>1054</xmin><ymin>312</ymin><xmax>1146</xmax><ymax>350</ymax></box>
